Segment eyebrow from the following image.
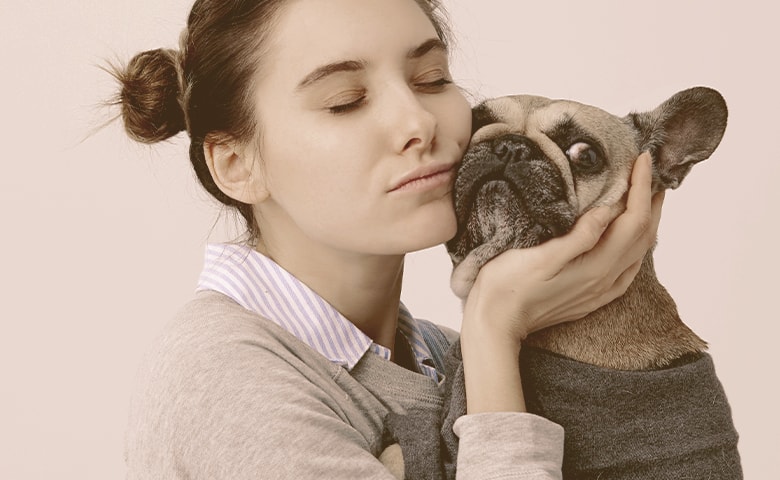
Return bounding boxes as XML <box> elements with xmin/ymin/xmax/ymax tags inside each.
<box><xmin>408</xmin><ymin>38</ymin><xmax>448</xmax><ymax>60</ymax></box>
<box><xmin>295</xmin><ymin>38</ymin><xmax>448</xmax><ymax>91</ymax></box>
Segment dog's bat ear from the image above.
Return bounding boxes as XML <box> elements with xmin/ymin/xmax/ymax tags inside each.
<box><xmin>627</xmin><ymin>86</ymin><xmax>728</xmax><ymax>190</ymax></box>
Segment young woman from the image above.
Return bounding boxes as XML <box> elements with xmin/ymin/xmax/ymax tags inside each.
<box><xmin>116</xmin><ymin>0</ymin><xmax>663</xmax><ymax>478</ymax></box>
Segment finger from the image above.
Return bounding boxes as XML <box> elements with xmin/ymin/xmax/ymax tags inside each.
<box><xmin>609</xmin><ymin>189</ymin><xmax>666</xmax><ymax>270</ymax></box>
<box><xmin>607</xmin><ymin>152</ymin><xmax>654</xmax><ymax>238</ymax></box>
<box><xmin>648</xmin><ymin>190</ymin><xmax>665</xmax><ymax>235</ymax></box>
<box><xmin>617</xmin><ymin>152</ymin><xmax>654</xmax><ymax>239</ymax></box>
<box><xmin>586</xmin><ymin>153</ymin><xmax>654</xmax><ymax>262</ymax></box>
<box><xmin>529</xmin><ymin>152</ymin><xmax>655</xmax><ymax>275</ymax></box>
<box><xmin>609</xmin><ymin>257</ymin><xmax>644</xmax><ymax>299</ymax></box>
<box><xmin>626</xmin><ymin>152</ymin><xmax>653</xmax><ymax>213</ymax></box>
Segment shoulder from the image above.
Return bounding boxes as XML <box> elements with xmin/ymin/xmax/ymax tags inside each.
<box><xmin>166</xmin><ymin>291</ymin><xmax>331</xmax><ymax>362</ymax></box>
<box><xmin>128</xmin><ymin>290</ymin><xmax>347</xmax><ymax>435</ymax></box>
<box><xmin>126</xmin><ymin>291</ymin><xmax>356</xmax><ymax>475</ymax></box>
<box><xmin>136</xmin><ymin>290</ymin><xmax>341</xmax><ymax>397</ymax></box>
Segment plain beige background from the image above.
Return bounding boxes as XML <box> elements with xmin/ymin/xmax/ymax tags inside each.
<box><xmin>1</xmin><ymin>0</ymin><xmax>777</xmax><ymax>478</ymax></box>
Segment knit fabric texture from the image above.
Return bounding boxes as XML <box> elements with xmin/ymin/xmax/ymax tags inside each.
<box><xmin>429</xmin><ymin>342</ymin><xmax>743</xmax><ymax>480</ymax></box>
<box><xmin>519</xmin><ymin>345</ymin><xmax>742</xmax><ymax>479</ymax></box>
<box><xmin>125</xmin><ymin>290</ymin><xmax>565</xmax><ymax>479</ymax></box>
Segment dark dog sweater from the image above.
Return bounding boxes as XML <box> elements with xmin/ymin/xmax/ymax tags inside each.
<box><xmin>389</xmin><ymin>331</ymin><xmax>742</xmax><ymax>480</ymax></box>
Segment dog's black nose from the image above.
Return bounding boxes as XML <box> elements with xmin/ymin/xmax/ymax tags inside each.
<box><xmin>491</xmin><ymin>134</ymin><xmax>544</xmax><ymax>164</ymax></box>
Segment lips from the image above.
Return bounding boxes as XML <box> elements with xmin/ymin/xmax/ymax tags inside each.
<box><xmin>388</xmin><ymin>162</ymin><xmax>458</xmax><ymax>192</ymax></box>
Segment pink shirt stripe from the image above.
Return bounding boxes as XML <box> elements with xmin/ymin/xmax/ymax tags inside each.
<box><xmin>196</xmin><ymin>243</ymin><xmax>437</xmax><ymax>379</ymax></box>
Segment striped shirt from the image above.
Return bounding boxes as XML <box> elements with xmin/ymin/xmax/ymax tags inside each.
<box><xmin>196</xmin><ymin>243</ymin><xmax>439</xmax><ymax>380</ymax></box>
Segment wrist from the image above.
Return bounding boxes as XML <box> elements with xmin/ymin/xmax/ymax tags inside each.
<box><xmin>462</xmin><ymin>277</ymin><xmax>531</xmax><ymax>347</ymax></box>
<box><xmin>460</xmin><ymin>317</ymin><xmax>526</xmax><ymax>414</ymax></box>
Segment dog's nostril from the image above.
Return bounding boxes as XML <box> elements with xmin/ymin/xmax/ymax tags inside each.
<box><xmin>493</xmin><ymin>142</ymin><xmax>511</xmax><ymax>161</ymax></box>
<box><xmin>494</xmin><ymin>142</ymin><xmax>526</xmax><ymax>163</ymax></box>
<box><xmin>492</xmin><ymin>134</ymin><xmax>537</xmax><ymax>164</ymax></box>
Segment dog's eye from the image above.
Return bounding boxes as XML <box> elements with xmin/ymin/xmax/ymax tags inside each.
<box><xmin>566</xmin><ymin>142</ymin><xmax>604</xmax><ymax>174</ymax></box>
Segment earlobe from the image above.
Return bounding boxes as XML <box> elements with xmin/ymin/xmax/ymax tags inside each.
<box><xmin>204</xmin><ymin>138</ymin><xmax>270</xmax><ymax>204</ymax></box>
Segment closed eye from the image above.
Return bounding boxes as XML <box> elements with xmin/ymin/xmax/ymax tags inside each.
<box><xmin>325</xmin><ymin>88</ymin><xmax>367</xmax><ymax>115</ymax></box>
<box><xmin>415</xmin><ymin>78</ymin><xmax>453</xmax><ymax>92</ymax></box>
<box><xmin>327</xmin><ymin>96</ymin><xmax>366</xmax><ymax>115</ymax></box>
<box><xmin>326</xmin><ymin>78</ymin><xmax>452</xmax><ymax>115</ymax></box>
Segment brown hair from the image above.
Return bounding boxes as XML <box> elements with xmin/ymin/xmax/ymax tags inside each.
<box><xmin>112</xmin><ymin>0</ymin><xmax>451</xmax><ymax>243</ymax></box>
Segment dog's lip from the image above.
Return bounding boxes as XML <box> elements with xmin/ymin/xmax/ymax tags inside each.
<box><xmin>387</xmin><ymin>161</ymin><xmax>459</xmax><ymax>192</ymax></box>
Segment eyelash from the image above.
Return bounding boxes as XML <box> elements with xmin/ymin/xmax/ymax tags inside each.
<box><xmin>418</xmin><ymin>78</ymin><xmax>454</xmax><ymax>91</ymax></box>
<box><xmin>327</xmin><ymin>97</ymin><xmax>366</xmax><ymax>115</ymax></box>
<box><xmin>326</xmin><ymin>78</ymin><xmax>454</xmax><ymax>115</ymax></box>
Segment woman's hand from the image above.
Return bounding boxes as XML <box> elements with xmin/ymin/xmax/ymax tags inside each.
<box><xmin>460</xmin><ymin>152</ymin><xmax>664</xmax><ymax>413</ymax></box>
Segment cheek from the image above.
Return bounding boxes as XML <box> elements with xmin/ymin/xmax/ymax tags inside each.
<box><xmin>441</xmin><ymin>90</ymin><xmax>474</xmax><ymax>152</ymax></box>
<box><xmin>259</xmin><ymin>125</ymin><xmax>365</xmax><ymax>212</ymax></box>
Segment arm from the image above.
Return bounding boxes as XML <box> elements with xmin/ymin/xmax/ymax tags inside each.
<box><xmin>461</xmin><ymin>153</ymin><xmax>662</xmax><ymax>414</ymax></box>
<box><xmin>452</xmin><ymin>154</ymin><xmax>663</xmax><ymax>479</ymax></box>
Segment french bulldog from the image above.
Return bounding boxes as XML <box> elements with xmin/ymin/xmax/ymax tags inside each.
<box><xmin>382</xmin><ymin>87</ymin><xmax>741</xmax><ymax>480</ymax></box>
<box><xmin>446</xmin><ymin>86</ymin><xmax>728</xmax><ymax>370</ymax></box>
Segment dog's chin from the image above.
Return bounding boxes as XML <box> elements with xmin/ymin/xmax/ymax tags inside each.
<box><xmin>447</xmin><ymin>178</ymin><xmax>578</xmax><ymax>299</ymax></box>
<box><xmin>475</xmin><ymin>180</ymin><xmax>554</xmax><ymax>246</ymax></box>
<box><xmin>450</xmin><ymin>179</ymin><xmax>574</xmax><ymax>256</ymax></box>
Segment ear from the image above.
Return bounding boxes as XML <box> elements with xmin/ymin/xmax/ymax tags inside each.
<box><xmin>626</xmin><ymin>86</ymin><xmax>728</xmax><ymax>190</ymax></box>
<box><xmin>204</xmin><ymin>135</ymin><xmax>269</xmax><ymax>204</ymax></box>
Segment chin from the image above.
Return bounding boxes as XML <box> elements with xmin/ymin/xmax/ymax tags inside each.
<box><xmin>403</xmin><ymin>206</ymin><xmax>457</xmax><ymax>253</ymax></box>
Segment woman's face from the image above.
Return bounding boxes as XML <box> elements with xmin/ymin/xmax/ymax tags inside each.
<box><xmin>251</xmin><ymin>0</ymin><xmax>472</xmax><ymax>257</ymax></box>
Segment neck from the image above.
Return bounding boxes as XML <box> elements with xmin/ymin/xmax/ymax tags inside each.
<box><xmin>256</xmin><ymin>237</ymin><xmax>405</xmax><ymax>352</ymax></box>
<box><xmin>525</xmin><ymin>253</ymin><xmax>707</xmax><ymax>370</ymax></box>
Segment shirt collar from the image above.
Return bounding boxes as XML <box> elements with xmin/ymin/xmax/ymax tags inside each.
<box><xmin>195</xmin><ymin>243</ymin><xmax>437</xmax><ymax>379</ymax></box>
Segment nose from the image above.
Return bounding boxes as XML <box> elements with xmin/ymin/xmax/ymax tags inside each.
<box><xmin>391</xmin><ymin>86</ymin><xmax>437</xmax><ymax>154</ymax></box>
<box><xmin>491</xmin><ymin>134</ymin><xmax>544</xmax><ymax>164</ymax></box>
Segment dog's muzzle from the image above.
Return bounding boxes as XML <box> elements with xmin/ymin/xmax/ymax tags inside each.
<box><xmin>447</xmin><ymin>134</ymin><xmax>577</xmax><ymax>260</ymax></box>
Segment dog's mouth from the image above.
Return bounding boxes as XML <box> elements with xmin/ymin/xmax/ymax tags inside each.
<box><xmin>446</xmin><ymin>136</ymin><xmax>577</xmax><ymax>264</ymax></box>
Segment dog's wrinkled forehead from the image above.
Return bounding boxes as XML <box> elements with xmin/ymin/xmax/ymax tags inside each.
<box><xmin>471</xmin><ymin>95</ymin><xmax>552</xmax><ymax>144</ymax></box>
<box><xmin>469</xmin><ymin>95</ymin><xmax>640</xmax><ymax>210</ymax></box>
<box><xmin>472</xmin><ymin>95</ymin><xmax>638</xmax><ymax>160</ymax></box>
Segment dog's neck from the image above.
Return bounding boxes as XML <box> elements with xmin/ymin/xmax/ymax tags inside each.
<box><xmin>523</xmin><ymin>251</ymin><xmax>707</xmax><ymax>370</ymax></box>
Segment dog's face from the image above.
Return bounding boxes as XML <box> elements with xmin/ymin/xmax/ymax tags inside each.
<box><xmin>446</xmin><ymin>87</ymin><xmax>728</xmax><ymax>299</ymax></box>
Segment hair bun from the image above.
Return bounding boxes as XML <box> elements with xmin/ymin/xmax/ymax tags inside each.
<box><xmin>115</xmin><ymin>48</ymin><xmax>186</xmax><ymax>143</ymax></box>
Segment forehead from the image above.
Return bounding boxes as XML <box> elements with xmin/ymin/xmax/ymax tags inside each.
<box><xmin>264</xmin><ymin>0</ymin><xmax>440</xmax><ymax>77</ymax></box>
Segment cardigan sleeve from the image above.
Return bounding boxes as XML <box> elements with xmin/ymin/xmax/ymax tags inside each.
<box><xmin>454</xmin><ymin>412</ymin><xmax>564</xmax><ymax>479</ymax></box>
<box><xmin>125</xmin><ymin>299</ymin><xmax>402</xmax><ymax>480</ymax></box>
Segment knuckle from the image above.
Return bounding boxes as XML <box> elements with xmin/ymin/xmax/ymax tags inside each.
<box><xmin>635</xmin><ymin>211</ymin><xmax>652</xmax><ymax>234</ymax></box>
<box><xmin>616</xmin><ymin>265</ymin><xmax>640</xmax><ymax>292</ymax></box>
<box><xmin>585</xmin><ymin>274</ymin><xmax>610</xmax><ymax>296</ymax></box>
<box><xmin>615</xmin><ymin>277</ymin><xmax>632</xmax><ymax>296</ymax></box>
<box><xmin>601</xmin><ymin>280</ymin><xmax>619</xmax><ymax>297</ymax></box>
<box><xmin>579</xmin><ymin>221</ymin><xmax>604</xmax><ymax>247</ymax></box>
